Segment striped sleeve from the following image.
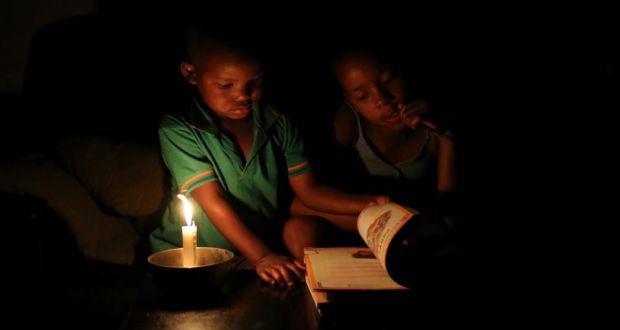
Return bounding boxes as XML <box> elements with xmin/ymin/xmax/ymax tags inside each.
<box><xmin>277</xmin><ymin>114</ymin><xmax>311</xmax><ymax>177</ymax></box>
<box><xmin>287</xmin><ymin>161</ymin><xmax>311</xmax><ymax>177</ymax></box>
<box><xmin>179</xmin><ymin>169</ymin><xmax>217</xmax><ymax>193</ymax></box>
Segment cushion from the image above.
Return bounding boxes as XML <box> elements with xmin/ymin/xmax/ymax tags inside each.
<box><xmin>0</xmin><ymin>154</ymin><xmax>139</xmax><ymax>265</ymax></box>
<box><xmin>56</xmin><ymin>136</ymin><xmax>168</xmax><ymax>218</ymax></box>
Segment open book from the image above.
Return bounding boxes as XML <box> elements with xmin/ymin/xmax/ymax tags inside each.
<box><xmin>304</xmin><ymin>203</ymin><xmax>421</xmax><ymax>309</ymax></box>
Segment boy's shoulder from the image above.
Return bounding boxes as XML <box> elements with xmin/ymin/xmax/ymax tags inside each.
<box><xmin>159</xmin><ymin>114</ymin><xmax>184</xmax><ymax>128</ymax></box>
<box><xmin>159</xmin><ymin>98</ymin><xmax>194</xmax><ymax>123</ymax></box>
<box><xmin>259</xmin><ymin>103</ymin><xmax>291</xmax><ymax>129</ymax></box>
<box><xmin>159</xmin><ymin>113</ymin><xmax>194</xmax><ymax>134</ymax></box>
<box><xmin>159</xmin><ymin>99</ymin><xmax>213</xmax><ymax>132</ymax></box>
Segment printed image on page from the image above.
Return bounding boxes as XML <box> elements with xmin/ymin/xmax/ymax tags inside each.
<box><xmin>357</xmin><ymin>203</ymin><xmax>417</xmax><ymax>268</ymax></box>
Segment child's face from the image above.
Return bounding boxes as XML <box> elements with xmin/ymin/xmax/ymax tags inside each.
<box><xmin>181</xmin><ymin>51</ymin><xmax>263</xmax><ymax>120</ymax></box>
<box><xmin>336</xmin><ymin>55</ymin><xmax>406</xmax><ymax>129</ymax></box>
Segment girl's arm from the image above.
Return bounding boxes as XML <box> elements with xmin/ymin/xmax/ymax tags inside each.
<box><xmin>191</xmin><ymin>182</ymin><xmax>304</xmax><ymax>286</ymax></box>
<box><xmin>430</xmin><ymin>130</ymin><xmax>457</xmax><ymax>194</ymax></box>
<box><xmin>430</xmin><ymin>130</ymin><xmax>458</xmax><ymax>227</ymax></box>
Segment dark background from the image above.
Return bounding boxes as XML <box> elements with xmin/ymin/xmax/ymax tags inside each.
<box><xmin>1</xmin><ymin>0</ymin><xmax>614</xmax><ymax>328</ymax></box>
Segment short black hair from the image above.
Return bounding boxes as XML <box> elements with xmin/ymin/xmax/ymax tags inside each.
<box><xmin>179</xmin><ymin>16</ymin><xmax>265</xmax><ymax>65</ymax></box>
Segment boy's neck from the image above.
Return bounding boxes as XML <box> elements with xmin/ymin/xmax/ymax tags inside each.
<box><xmin>218</xmin><ymin>115</ymin><xmax>253</xmax><ymax>135</ymax></box>
<box><xmin>217</xmin><ymin>115</ymin><xmax>254</xmax><ymax>162</ymax></box>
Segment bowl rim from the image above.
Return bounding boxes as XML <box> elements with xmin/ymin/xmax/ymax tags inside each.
<box><xmin>147</xmin><ymin>246</ymin><xmax>235</xmax><ymax>269</ymax></box>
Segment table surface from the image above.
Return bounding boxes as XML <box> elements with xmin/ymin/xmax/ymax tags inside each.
<box><xmin>120</xmin><ymin>269</ymin><xmax>320</xmax><ymax>330</ymax></box>
<box><xmin>120</xmin><ymin>268</ymin><xmax>438</xmax><ymax>330</ymax></box>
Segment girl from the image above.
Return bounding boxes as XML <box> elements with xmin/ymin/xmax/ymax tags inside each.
<box><xmin>292</xmin><ymin>49</ymin><xmax>457</xmax><ymax>231</ymax></box>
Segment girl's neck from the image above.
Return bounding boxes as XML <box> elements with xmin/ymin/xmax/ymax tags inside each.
<box><xmin>363</xmin><ymin>120</ymin><xmax>410</xmax><ymax>146</ymax></box>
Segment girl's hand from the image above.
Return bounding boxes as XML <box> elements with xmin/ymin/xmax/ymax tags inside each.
<box><xmin>398</xmin><ymin>100</ymin><xmax>434</xmax><ymax>130</ymax></box>
<box><xmin>398</xmin><ymin>101</ymin><xmax>453</xmax><ymax>139</ymax></box>
<box><xmin>255</xmin><ymin>253</ymin><xmax>305</xmax><ymax>286</ymax></box>
<box><xmin>365</xmin><ymin>195</ymin><xmax>390</xmax><ymax>208</ymax></box>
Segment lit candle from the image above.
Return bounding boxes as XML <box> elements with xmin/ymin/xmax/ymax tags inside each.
<box><xmin>177</xmin><ymin>194</ymin><xmax>197</xmax><ymax>267</ymax></box>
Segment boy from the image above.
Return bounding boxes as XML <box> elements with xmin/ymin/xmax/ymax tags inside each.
<box><xmin>150</xmin><ymin>25</ymin><xmax>387</xmax><ymax>286</ymax></box>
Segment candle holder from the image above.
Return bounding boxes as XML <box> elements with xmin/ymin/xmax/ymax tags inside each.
<box><xmin>147</xmin><ymin>247</ymin><xmax>235</xmax><ymax>306</ymax></box>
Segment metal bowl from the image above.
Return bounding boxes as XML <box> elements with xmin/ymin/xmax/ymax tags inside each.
<box><xmin>147</xmin><ymin>247</ymin><xmax>235</xmax><ymax>305</ymax></box>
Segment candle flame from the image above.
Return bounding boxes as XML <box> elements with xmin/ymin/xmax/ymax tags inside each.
<box><xmin>177</xmin><ymin>194</ymin><xmax>193</xmax><ymax>226</ymax></box>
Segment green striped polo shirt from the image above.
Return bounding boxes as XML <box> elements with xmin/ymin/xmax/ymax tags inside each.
<box><xmin>150</xmin><ymin>99</ymin><xmax>311</xmax><ymax>253</ymax></box>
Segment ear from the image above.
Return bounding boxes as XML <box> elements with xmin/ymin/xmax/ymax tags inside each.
<box><xmin>180</xmin><ymin>61</ymin><xmax>197</xmax><ymax>85</ymax></box>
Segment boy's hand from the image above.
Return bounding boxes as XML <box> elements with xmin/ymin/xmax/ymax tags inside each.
<box><xmin>398</xmin><ymin>100</ymin><xmax>434</xmax><ymax>130</ymax></box>
<box><xmin>255</xmin><ymin>253</ymin><xmax>305</xmax><ymax>286</ymax></box>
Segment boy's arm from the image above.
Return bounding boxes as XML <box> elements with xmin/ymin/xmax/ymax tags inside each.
<box><xmin>191</xmin><ymin>182</ymin><xmax>304</xmax><ymax>286</ymax></box>
<box><xmin>289</xmin><ymin>171</ymin><xmax>388</xmax><ymax>229</ymax></box>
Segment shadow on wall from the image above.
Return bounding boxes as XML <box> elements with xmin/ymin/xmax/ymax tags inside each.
<box><xmin>10</xmin><ymin>0</ymin><xmax>616</xmax><ymax>242</ymax></box>
<box><xmin>20</xmin><ymin>13</ymin><xmax>185</xmax><ymax>150</ymax></box>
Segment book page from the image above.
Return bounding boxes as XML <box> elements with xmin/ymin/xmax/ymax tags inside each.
<box><xmin>357</xmin><ymin>203</ymin><xmax>417</xmax><ymax>268</ymax></box>
<box><xmin>304</xmin><ymin>247</ymin><xmax>407</xmax><ymax>290</ymax></box>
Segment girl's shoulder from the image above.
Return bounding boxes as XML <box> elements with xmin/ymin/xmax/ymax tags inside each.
<box><xmin>427</xmin><ymin>125</ymin><xmax>455</xmax><ymax>155</ymax></box>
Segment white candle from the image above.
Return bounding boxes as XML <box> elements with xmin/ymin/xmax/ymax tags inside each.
<box><xmin>177</xmin><ymin>194</ymin><xmax>197</xmax><ymax>267</ymax></box>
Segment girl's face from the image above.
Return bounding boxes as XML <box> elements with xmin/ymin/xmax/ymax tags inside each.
<box><xmin>336</xmin><ymin>54</ymin><xmax>407</xmax><ymax>129</ymax></box>
<box><xmin>181</xmin><ymin>51</ymin><xmax>263</xmax><ymax>120</ymax></box>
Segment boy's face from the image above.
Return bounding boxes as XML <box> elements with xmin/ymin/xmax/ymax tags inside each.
<box><xmin>336</xmin><ymin>55</ymin><xmax>407</xmax><ymax>130</ymax></box>
<box><xmin>181</xmin><ymin>50</ymin><xmax>263</xmax><ymax>120</ymax></box>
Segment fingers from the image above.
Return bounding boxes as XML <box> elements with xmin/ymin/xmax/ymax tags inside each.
<box><xmin>264</xmin><ymin>265</ymin><xmax>295</xmax><ymax>286</ymax></box>
<box><xmin>256</xmin><ymin>255</ymin><xmax>306</xmax><ymax>286</ymax></box>
<box><xmin>407</xmin><ymin>116</ymin><xmax>422</xmax><ymax>129</ymax></box>
<box><xmin>293</xmin><ymin>258</ymin><xmax>306</xmax><ymax>271</ymax></box>
<box><xmin>401</xmin><ymin>100</ymin><xmax>448</xmax><ymax>135</ymax></box>
<box><xmin>365</xmin><ymin>195</ymin><xmax>390</xmax><ymax>210</ymax></box>
<box><xmin>376</xmin><ymin>195</ymin><xmax>390</xmax><ymax>204</ymax></box>
<box><xmin>421</xmin><ymin>119</ymin><xmax>437</xmax><ymax>130</ymax></box>
<box><xmin>399</xmin><ymin>108</ymin><xmax>422</xmax><ymax>129</ymax></box>
<box><xmin>259</xmin><ymin>270</ymin><xmax>276</xmax><ymax>285</ymax></box>
<box><xmin>266</xmin><ymin>267</ymin><xmax>288</xmax><ymax>286</ymax></box>
<box><xmin>257</xmin><ymin>266</ymin><xmax>284</xmax><ymax>286</ymax></box>
<box><xmin>398</xmin><ymin>101</ymin><xmax>428</xmax><ymax>116</ymax></box>
<box><xmin>398</xmin><ymin>101</ymin><xmax>430</xmax><ymax>130</ymax></box>
<box><xmin>285</xmin><ymin>262</ymin><xmax>305</xmax><ymax>281</ymax></box>
<box><xmin>277</xmin><ymin>265</ymin><xmax>294</xmax><ymax>286</ymax></box>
